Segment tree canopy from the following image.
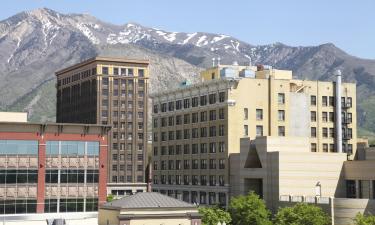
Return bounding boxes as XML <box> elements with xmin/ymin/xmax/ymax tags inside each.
<box><xmin>274</xmin><ymin>203</ymin><xmax>330</xmax><ymax>225</ymax></box>
<box><xmin>199</xmin><ymin>206</ymin><xmax>231</xmax><ymax>225</ymax></box>
<box><xmin>229</xmin><ymin>191</ymin><xmax>272</xmax><ymax>225</ymax></box>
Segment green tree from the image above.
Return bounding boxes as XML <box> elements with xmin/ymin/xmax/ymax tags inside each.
<box><xmin>199</xmin><ymin>206</ymin><xmax>232</xmax><ymax>225</ymax></box>
<box><xmin>353</xmin><ymin>212</ymin><xmax>375</xmax><ymax>225</ymax></box>
<box><xmin>274</xmin><ymin>203</ymin><xmax>330</xmax><ymax>225</ymax></box>
<box><xmin>106</xmin><ymin>194</ymin><xmax>114</xmax><ymax>202</ymax></box>
<box><xmin>229</xmin><ymin>191</ymin><xmax>272</xmax><ymax>225</ymax></box>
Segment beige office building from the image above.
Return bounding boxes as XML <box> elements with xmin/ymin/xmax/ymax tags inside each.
<box><xmin>151</xmin><ymin>63</ymin><xmax>356</xmax><ymax>207</ymax></box>
<box><xmin>56</xmin><ymin>57</ymin><xmax>149</xmax><ymax>195</ymax></box>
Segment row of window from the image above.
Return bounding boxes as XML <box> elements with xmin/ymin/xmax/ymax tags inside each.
<box><xmin>311</xmin><ymin>96</ymin><xmax>352</xmax><ymax>107</ymax></box>
<box><xmin>310</xmin><ymin>127</ymin><xmax>352</xmax><ymax>139</ymax></box>
<box><xmin>154</xmin><ymin>159</ymin><xmax>226</xmax><ymax>170</ymax></box>
<box><xmin>112</xmin><ymin>164</ymin><xmax>143</xmax><ymax>172</ymax></box>
<box><xmin>154</xmin><ymin>126</ymin><xmax>225</xmax><ymax>142</ymax></box>
<box><xmin>46</xmin><ymin>141</ymin><xmax>99</xmax><ymax>156</ymax></box>
<box><xmin>59</xmin><ymin>68</ymin><xmax>96</xmax><ymax>86</ymax></box>
<box><xmin>102</xmin><ymin>100</ymin><xmax>144</xmax><ymax>109</ymax></box>
<box><xmin>0</xmin><ymin>170</ymin><xmax>38</xmax><ymax>184</ymax></box>
<box><xmin>0</xmin><ymin>140</ymin><xmax>38</xmax><ymax>155</ymax></box>
<box><xmin>102</xmin><ymin>110</ymin><xmax>144</xmax><ymax>119</ymax></box>
<box><xmin>102</xmin><ymin>77</ymin><xmax>145</xmax><ymax>86</ymax></box>
<box><xmin>113</xmin><ymin>133</ymin><xmax>144</xmax><ymax>142</ymax></box>
<box><xmin>244</xmin><ymin>125</ymin><xmax>285</xmax><ymax>137</ymax></box>
<box><xmin>102</xmin><ymin>88</ymin><xmax>145</xmax><ymax>98</ymax></box>
<box><xmin>154</xmin><ymin>109</ymin><xmax>225</xmax><ymax>128</ymax></box>
<box><xmin>0</xmin><ymin>200</ymin><xmax>37</xmax><ymax>214</ymax></box>
<box><xmin>154</xmin><ymin>174</ymin><xmax>225</xmax><ymax>186</ymax></box>
<box><xmin>154</xmin><ymin>92</ymin><xmax>226</xmax><ymax>113</ymax></box>
<box><xmin>44</xmin><ymin>198</ymin><xmax>98</xmax><ymax>213</ymax></box>
<box><xmin>113</xmin><ymin>121</ymin><xmax>144</xmax><ymax>130</ymax></box>
<box><xmin>111</xmin><ymin>175</ymin><xmax>143</xmax><ymax>183</ymax></box>
<box><xmin>101</xmin><ymin>67</ymin><xmax>144</xmax><ymax>77</ymax></box>
<box><xmin>112</xmin><ymin>143</ymin><xmax>144</xmax><ymax>151</ymax></box>
<box><xmin>153</xmin><ymin>142</ymin><xmax>226</xmax><ymax>156</ymax></box>
<box><xmin>45</xmin><ymin>170</ymin><xmax>99</xmax><ymax>183</ymax></box>
<box><xmin>154</xmin><ymin>190</ymin><xmax>227</xmax><ymax>206</ymax></box>
<box><xmin>310</xmin><ymin>143</ymin><xmax>353</xmax><ymax>153</ymax></box>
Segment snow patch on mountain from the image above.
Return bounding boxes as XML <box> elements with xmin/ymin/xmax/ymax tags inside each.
<box><xmin>196</xmin><ymin>35</ymin><xmax>208</xmax><ymax>47</ymax></box>
<box><xmin>76</xmin><ymin>23</ymin><xmax>100</xmax><ymax>44</ymax></box>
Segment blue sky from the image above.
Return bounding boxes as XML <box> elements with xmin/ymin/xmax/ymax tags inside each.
<box><xmin>1</xmin><ymin>0</ymin><xmax>374</xmax><ymax>59</ymax></box>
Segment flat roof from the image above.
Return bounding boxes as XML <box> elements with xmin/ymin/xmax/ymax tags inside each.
<box><xmin>56</xmin><ymin>56</ymin><xmax>150</xmax><ymax>75</ymax></box>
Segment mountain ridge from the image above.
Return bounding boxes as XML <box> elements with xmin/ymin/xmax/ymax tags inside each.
<box><xmin>1</xmin><ymin>8</ymin><xmax>375</xmax><ymax>138</ymax></box>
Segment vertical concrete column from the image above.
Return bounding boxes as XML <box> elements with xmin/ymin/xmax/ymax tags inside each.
<box><xmin>36</xmin><ymin>138</ymin><xmax>46</xmax><ymax>213</ymax></box>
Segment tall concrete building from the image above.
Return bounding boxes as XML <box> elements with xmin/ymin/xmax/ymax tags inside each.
<box><xmin>56</xmin><ymin>57</ymin><xmax>149</xmax><ymax>195</ymax></box>
<box><xmin>151</xmin><ymin>63</ymin><xmax>356</xmax><ymax>207</ymax></box>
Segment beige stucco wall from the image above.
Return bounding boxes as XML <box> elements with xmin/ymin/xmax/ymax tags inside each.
<box><xmin>0</xmin><ymin>112</ymin><xmax>27</xmax><ymax>122</ymax></box>
<box><xmin>98</xmin><ymin>208</ymin><xmax>120</xmax><ymax>225</ymax></box>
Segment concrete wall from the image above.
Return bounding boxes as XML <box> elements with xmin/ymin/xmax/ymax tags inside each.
<box><xmin>333</xmin><ymin>198</ymin><xmax>375</xmax><ymax>225</ymax></box>
<box><xmin>98</xmin><ymin>208</ymin><xmax>119</xmax><ymax>225</ymax></box>
<box><xmin>289</xmin><ymin>93</ymin><xmax>310</xmax><ymax>137</ymax></box>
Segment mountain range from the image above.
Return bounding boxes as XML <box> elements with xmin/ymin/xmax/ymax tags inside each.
<box><xmin>1</xmin><ymin>8</ymin><xmax>375</xmax><ymax>139</ymax></box>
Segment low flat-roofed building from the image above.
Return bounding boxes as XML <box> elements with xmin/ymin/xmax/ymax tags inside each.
<box><xmin>0</xmin><ymin>112</ymin><xmax>28</xmax><ymax>122</ymax></box>
<box><xmin>0</xmin><ymin>121</ymin><xmax>110</xmax><ymax>222</ymax></box>
<box><xmin>98</xmin><ymin>192</ymin><xmax>201</xmax><ymax>225</ymax></box>
<box><xmin>231</xmin><ymin>136</ymin><xmax>375</xmax><ymax>225</ymax></box>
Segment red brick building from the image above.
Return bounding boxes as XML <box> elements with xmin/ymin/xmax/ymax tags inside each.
<box><xmin>0</xmin><ymin>121</ymin><xmax>110</xmax><ymax>214</ymax></box>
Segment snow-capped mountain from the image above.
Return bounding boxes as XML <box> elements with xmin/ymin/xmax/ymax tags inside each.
<box><xmin>1</xmin><ymin>8</ymin><xmax>375</xmax><ymax>135</ymax></box>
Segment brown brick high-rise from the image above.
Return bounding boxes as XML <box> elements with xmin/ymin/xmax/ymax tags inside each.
<box><xmin>56</xmin><ymin>57</ymin><xmax>149</xmax><ymax>195</ymax></box>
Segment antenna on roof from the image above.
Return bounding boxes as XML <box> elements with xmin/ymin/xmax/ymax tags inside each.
<box><xmin>212</xmin><ymin>58</ymin><xmax>216</xmax><ymax>67</ymax></box>
<box><xmin>249</xmin><ymin>58</ymin><xmax>252</xmax><ymax>67</ymax></box>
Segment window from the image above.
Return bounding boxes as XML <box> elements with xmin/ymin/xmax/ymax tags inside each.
<box><xmin>244</xmin><ymin>108</ymin><xmax>248</xmax><ymax>120</ymax></box>
<box><xmin>192</xmin><ymin>159</ymin><xmax>199</xmax><ymax>169</ymax></box>
<box><xmin>311</xmin><ymin>143</ymin><xmax>317</xmax><ymax>152</ymax></box>
<box><xmin>311</xmin><ymin>95</ymin><xmax>316</xmax><ymax>106</ymax></box>
<box><xmin>219</xmin><ymin>125</ymin><xmax>225</xmax><ymax>136</ymax></box>
<box><xmin>329</xmin><ymin>96</ymin><xmax>335</xmax><ymax>106</ymax></box>
<box><xmin>183</xmin><ymin>144</ymin><xmax>190</xmax><ymax>154</ymax></box>
<box><xmin>200</xmin><ymin>95</ymin><xmax>207</xmax><ymax>106</ymax></box>
<box><xmin>219</xmin><ymin>159</ymin><xmax>225</xmax><ymax>169</ymax></box>
<box><xmin>256</xmin><ymin>109</ymin><xmax>263</xmax><ymax>120</ymax></box>
<box><xmin>184</xmin><ymin>114</ymin><xmax>190</xmax><ymax>124</ymax></box>
<box><xmin>200</xmin><ymin>127</ymin><xmax>207</xmax><ymax>137</ymax></box>
<box><xmin>209</xmin><ymin>93</ymin><xmax>216</xmax><ymax>104</ymax></box>
<box><xmin>153</xmin><ymin>105</ymin><xmax>158</xmax><ymax>113</ymax></box>
<box><xmin>278</xmin><ymin>126</ymin><xmax>285</xmax><ymax>136</ymax></box>
<box><xmin>219</xmin><ymin>108</ymin><xmax>225</xmax><ymax>119</ymax></box>
<box><xmin>102</xmin><ymin>67</ymin><xmax>108</xmax><ymax>75</ymax></box>
<box><xmin>176</xmin><ymin>100</ymin><xmax>182</xmax><ymax>110</ymax></box>
<box><xmin>192</xmin><ymin>144</ymin><xmax>198</xmax><ymax>154</ymax></box>
<box><xmin>138</xmin><ymin>69</ymin><xmax>144</xmax><ymax>77</ymax></box>
<box><xmin>209</xmin><ymin>176</ymin><xmax>216</xmax><ymax>186</ymax></box>
<box><xmin>347</xmin><ymin>97</ymin><xmax>352</xmax><ymax>107</ymax></box>
<box><xmin>278</xmin><ymin>93</ymin><xmax>285</xmax><ymax>104</ymax></box>
<box><xmin>322</xmin><ymin>128</ymin><xmax>328</xmax><ymax>138</ymax></box>
<box><xmin>168</xmin><ymin>102</ymin><xmax>174</xmax><ymax>111</ymax></box>
<box><xmin>311</xmin><ymin>127</ymin><xmax>317</xmax><ymax>138</ymax></box>
<box><xmin>200</xmin><ymin>143</ymin><xmax>207</xmax><ymax>153</ymax></box>
<box><xmin>330</xmin><ymin>144</ymin><xmax>335</xmax><ymax>152</ymax></box>
<box><xmin>329</xmin><ymin>128</ymin><xmax>335</xmax><ymax>138</ymax></box>
<box><xmin>128</xmin><ymin>69</ymin><xmax>134</xmax><ymax>76</ymax></box>
<box><xmin>346</xmin><ymin>180</ymin><xmax>356</xmax><ymax>198</ymax></box>
<box><xmin>183</xmin><ymin>99</ymin><xmax>190</xmax><ymax>108</ymax></box>
<box><xmin>256</xmin><ymin>126</ymin><xmax>263</xmax><ymax>137</ymax></box>
<box><xmin>192</xmin><ymin>112</ymin><xmax>199</xmax><ymax>123</ymax></box>
<box><xmin>200</xmin><ymin>160</ymin><xmax>207</xmax><ymax>169</ymax></box>
<box><xmin>322</xmin><ymin>96</ymin><xmax>328</xmax><ymax>106</ymax></box>
<box><xmin>219</xmin><ymin>142</ymin><xmax>225</xmax><ymax>153</ymax></box>
<box><xmin>209</xmin><ymin>110</ymin><xmax>216</xmax><ymax>121</ymax></box>
<box><xmin>176</xmin><ymin>130</ymin><xmax>182</xmax><ymax>140</ymax></box>
<box><xmin>322</xmin><ymin>112</ymin><xmax>328</xmax><ymax>122</ymax></box>
<box><xmin>209</xmin><ymin>159</ymin><xmax>216</xmax><ymax>169</ymax></box>
<box><xmin>192</xmin><ymin>97</ymin><xmax>199</xmax><ymax>107</ymax></box>
<box><xmin>209</xmin><ymin>143</ymin><xmax>216</xmax><ymax>153</ymax></box>
<box><xmin>209</xmin><ymin>126</ymin><xmax>216</xmax><ymax>137</ymax></box>
<box><xmin>192</xmin><ymin>128</ymin><xmax>199</xmax><ymax>138</ymax></box>
<box><xmin>278</xmin><ymin>110</ymin><xmax>285</xmax><ymax>121</ymax></box>
<box><xmin>219</xmin><ymin>92</ymin><xmax>225</xmax><ymax>102</ymax></box>
<box><xmin>329</xmin><ymin>112</ymin><xmax>335</xmax><ymax>122</ymax></box>
<box><xmin>311</xmin><ymin>111</ymin><xmax>316</xmax><ymax>122</ymax></box>
<box><xmin>184</xmin><ymin>160</ymin><xmax>190</xmax><ymax>169</ymax></box>
<box><xmin>176</xmin><ymin>115</ymin><xmax>182</xmax><ymax>125</ymax></box>
<box><xmin>184</xmin><ymin>175</ymin><xmax>189</xmax><ymax>185</ymax></box>
<box><xmin>244</xmin><ymin>125</ymin><xmax>248</xmax><ymax>136</ymax></box>
<box><xmin>161</xmin><ymin>103</ymin><xmax>167</xmax><ymax>112</ymax></box>
<box><xmin>168</xmin><ymin>116</ymin><xmax>174</xmax><ymax>126</ymax></box>
<box><xmin>323</xmin><ymin>144</ymin><xmax>328</xmax><ymax>152</ymax></box>
<box><xmin>200</xmin><ymin>111</ymin><xmax>207</xmax><ymax>122</ymax></box>
<box><xmin>183</xmin><ymin>129</ymin><xmax>190</xmax><ymax>139</ymax></box>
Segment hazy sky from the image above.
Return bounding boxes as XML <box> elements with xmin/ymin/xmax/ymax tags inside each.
<box><xmin>1</xmin><ymin>0</ymin><xmax>374</xmax><ymax>59</ymax></box>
